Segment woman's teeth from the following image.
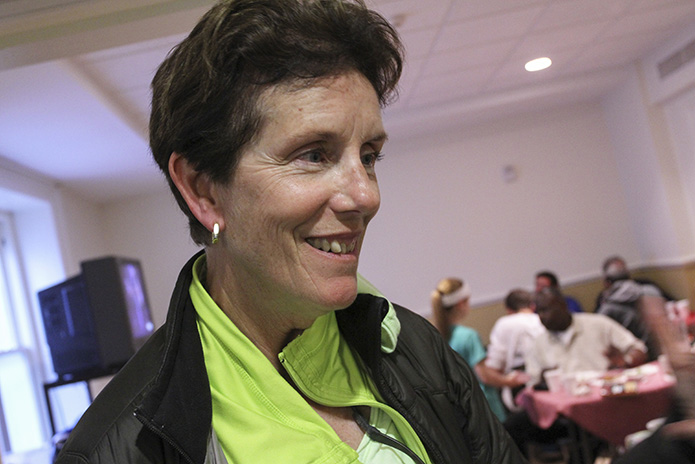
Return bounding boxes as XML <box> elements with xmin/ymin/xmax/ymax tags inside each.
<box><xmin>307</xmin><ymin>238</ymin><xmax>356</xmax><ymax>254</ymax></box>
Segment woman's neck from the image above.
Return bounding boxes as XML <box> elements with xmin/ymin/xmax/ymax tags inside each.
<box><xmin>203</xmin><ymin>253</ymin><xmax>314</xmax><ymax>371</ymax></box>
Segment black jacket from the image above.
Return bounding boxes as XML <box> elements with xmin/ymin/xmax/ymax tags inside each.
<box><xmin>56</xmin><ymin>253</ymin><xmax>525</xmax><ymax>463</ymax></box>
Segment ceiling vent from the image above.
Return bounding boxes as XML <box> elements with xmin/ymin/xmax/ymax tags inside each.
<box><xmin>658</xmin><ymin>37</ymin><xmax>695</xmax><ymax>79</ymax></box>
<box><xmin>642</xmin><ymin>25</ymin><xmax>695</xmax><ymax>105</ymax></box>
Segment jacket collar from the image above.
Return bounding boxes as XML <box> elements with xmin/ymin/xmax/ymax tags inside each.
<box><xmin>335</xmin><ymin>293</ymin><xmax>392</xmax><ymax>369</ymax></box>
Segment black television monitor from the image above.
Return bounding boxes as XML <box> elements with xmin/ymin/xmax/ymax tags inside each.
<box><xmin>38</xmin><ymin>256</ymin><xmax>155</xmax><ymax>379</ymax></box>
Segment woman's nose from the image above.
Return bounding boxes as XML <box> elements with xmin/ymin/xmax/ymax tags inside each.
<box><xmin>331</xmin><ymin>157</ymin><xmax>380</xmax><ymax>216</ymax></box>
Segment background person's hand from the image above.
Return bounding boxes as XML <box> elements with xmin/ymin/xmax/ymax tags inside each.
<box><xmin>642</xmin><ymin>295</ymin><xmax>695</xmax><ymax>440</ymax></box>
<box><xmin>505</xmin><ymin>370</ymin><xmax>530</xmax><ymax>388</ymax></box>
<box><xmin>603</xmin><ymin>344</ymin><xmax>627</xmax><ymax>368</ymax></box>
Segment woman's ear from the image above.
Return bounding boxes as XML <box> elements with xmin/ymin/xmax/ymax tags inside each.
<box><xmin>168</xmin><ymin>153</ymin><xmax>225</xmax><ymax>233</ymax></box>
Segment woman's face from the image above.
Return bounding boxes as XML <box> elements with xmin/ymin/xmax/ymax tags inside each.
<box><xmin>454</xmin><ymin>298</ymin><xmax>470</xmax><ymax>320</ymax></box>
<box><xmin>215</xmin><ymin>71</ymin><xmax>385</xmax><ymax>321</ymax></box>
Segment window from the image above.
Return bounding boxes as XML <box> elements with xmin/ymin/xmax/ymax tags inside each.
<box><xmin>0</xmin><ymin>212</ymin><xmax>48</xmax><ymax>454</ymax></box>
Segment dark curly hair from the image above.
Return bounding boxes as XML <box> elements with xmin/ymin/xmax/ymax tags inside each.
<box><xmin>150</xmin><ymin>0</ymin><xmax>404</xmax><ymax>245</ymax></box>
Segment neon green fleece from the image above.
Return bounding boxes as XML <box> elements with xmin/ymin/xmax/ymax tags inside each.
<box><xmin>191</xmin><ymin>257</ymin><xmax>430</xmax><ymax>464</ymax></box>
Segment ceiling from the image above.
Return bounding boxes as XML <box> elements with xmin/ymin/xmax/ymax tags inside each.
<box><xmin>1</xmin><ymin>0</ymin><xmax>695</xmax><ymax>203</ymax></box>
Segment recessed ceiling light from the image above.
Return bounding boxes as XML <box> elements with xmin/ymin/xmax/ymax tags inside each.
<box><xmin>525</xmin><ymin>57</ymin><xmax>552</xmax><ymax>72</ymax></box>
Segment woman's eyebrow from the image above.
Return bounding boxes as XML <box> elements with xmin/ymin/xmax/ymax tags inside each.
<box><xmin>370</xmin><ymin>132</ymin><xmax>389</xmax><ymax>144</ymax></box>
<box><xmin>306</xmin><ymin>130</ymin><xmax>388</xmax><ymax>144</ymax></box>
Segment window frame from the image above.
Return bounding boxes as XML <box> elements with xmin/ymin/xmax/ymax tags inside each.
<box><xmin>0</xmin><ymin>211</ymin><xmax>51</xmax><ymax>454</ymax></box>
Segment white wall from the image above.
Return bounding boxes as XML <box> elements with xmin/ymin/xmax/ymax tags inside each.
<box><xmin>52</xmin><ymin>188</ymin><xmax>109</xmax><ymax>277</ymax></box>
<box><xmin>101</xmin><ymin>186</ymin><xmax>201</xmax><ymax>327</ymax></box>
<box><xmin>360</xmin><ymin>100</ymin><xmax>640</xmax><ymax>314</ymax></box>
<box><xmin>601</xmin><ymin>69</ymin><xmax>687</xmax><ymax>265</ymax></box>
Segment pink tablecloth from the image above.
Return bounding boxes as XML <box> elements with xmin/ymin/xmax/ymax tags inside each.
<box><xmin>517</xmin><ymin>362</ymin><xmax>675</xmax><ymax>445</ymax></box>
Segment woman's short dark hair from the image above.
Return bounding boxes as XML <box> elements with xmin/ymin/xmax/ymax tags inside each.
<box><xmin>150</xmin><ymin>0</ymin><xmax>404</xmax><ymax>245</ymax></box>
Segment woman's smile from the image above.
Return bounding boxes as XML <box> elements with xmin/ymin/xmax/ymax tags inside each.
<box><xmin>306</xmin><ymin>236</ymin><xmax>359</xmax><ymax>255</ymax></box>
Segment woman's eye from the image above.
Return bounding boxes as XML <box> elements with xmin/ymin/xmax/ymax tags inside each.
<box><xmin>298</xmin><ymin>150</ymin><xmax>326</xmax><ymax>164</ymax></box>
<box><xmin>362</xmin><ymin>152</ymin><xmax>383</xmax><ymax>167</ymax></box>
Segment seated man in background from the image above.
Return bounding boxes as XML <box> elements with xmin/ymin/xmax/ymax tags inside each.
<box><xmin>594</xmin><ymin>255</ymin><xmax>675</xmax><ymax>311</ymax></box>
<box><xmin>535</xmin><ymin>270</ymin><xmax>583</xmax><ymax>313</ymax></box>
<box><xmin>596</xmin><ymin>260</ymin><xmax>663</xmax><ymax>360</ymax></box>
<box><xmin>505</xmin><ymin>287</ymin><xmax>647</xmax><ymax>457</ymax></box>
<box><xmin>478</xmin><ymin>289</ymin><xmax>544</xmax><ymax>412</ymax></box>
<box><xmin>526</xmin><ymin>286</ymin><xmax>647</xmax><ymax>386</ymax></box>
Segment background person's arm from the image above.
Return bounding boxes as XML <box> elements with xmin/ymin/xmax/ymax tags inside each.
<box><xmin>476</xmin><ymin>362</ymin><xmax>529</xmax><ymax>389</ymax></box>
<box><xmin>642</xmin><ymin>296</ymin><xmax>695</xmax><ymax>440</ymax></box>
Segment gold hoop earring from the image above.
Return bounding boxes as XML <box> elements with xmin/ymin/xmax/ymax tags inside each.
<box><xmin>212</xmin><ymin>222</ymin><xmax>220</xmax><ymax>244</ymax></box>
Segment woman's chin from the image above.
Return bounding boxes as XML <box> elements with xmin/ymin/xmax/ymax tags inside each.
<box><xmin>318</xmin><ymin>278</ymin><xmax>359</xmax><ymax>310</ymax></box>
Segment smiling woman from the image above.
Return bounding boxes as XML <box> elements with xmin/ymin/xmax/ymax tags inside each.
<box><xmin>54</xmin><ymin>1</ymin><xmax>524</xmax><ymax>463</ymax></box>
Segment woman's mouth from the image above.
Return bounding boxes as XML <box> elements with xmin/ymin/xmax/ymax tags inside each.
<box><xmin>306</xmin><ymin>237</ymin><xmax>357</xmax><ymax>254</ymax></box>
